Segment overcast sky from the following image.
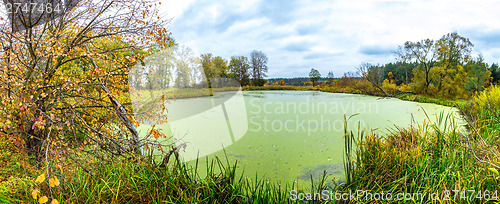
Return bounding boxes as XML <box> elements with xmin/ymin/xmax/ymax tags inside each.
<box><xmin>160</xmin><ymin>0</ymin><xmax>500</xmax><ymax>78</ymax></box>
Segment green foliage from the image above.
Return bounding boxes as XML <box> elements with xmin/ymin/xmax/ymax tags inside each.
<box><xmin>3</xmin><ymin>152</ymin><xmax>335</xmax><ymax>203</ymax></box>
<box><xmin>228</xmin><ymin>56</ymin><xmax>251</xmax><ymax>86</ymax></box>
<box><xmin>309</xmin><ymin>68</ymin><xmax>321</xmax><ymax>86</ymax></box>
<box><xmin>462</xmin><ymin>85</ymin><xmax>500</xmax><ymax>136</ymax></box>
<box><xmin>489</xmin><ymin>63</ymin><xmax>500</xmax><ymax>84</ymax></box>
<box><xmin>252</xmin><ymin>78</ymin><xmax>268</xmax><ymax>87</ymax></box>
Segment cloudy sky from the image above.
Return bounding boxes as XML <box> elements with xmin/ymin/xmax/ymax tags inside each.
<box><xmin>160</xmin><ymin>0</ymin><xmax>500</xmax><ymax>78</ymax></box>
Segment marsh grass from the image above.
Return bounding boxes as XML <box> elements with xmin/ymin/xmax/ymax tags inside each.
<box><xmin>4</xmin><ymin>87</ymin><xmax>500</xmax><ymax>203</ymax></box>
<box><xmin>3</xmin><ymin>148</ymin><xmax>335</xmax><ymax>203</ymax></box>
<box><xmin>342</xmin><ymin>105</ymin><xmax>500</xmax><ymax>202</ymax></box>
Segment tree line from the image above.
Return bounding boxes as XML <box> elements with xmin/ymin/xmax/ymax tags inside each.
<box><xmin>280</xmin><ymin>32</ymin><xmax>498</xmax><ymax>99</ymax></box>
<box><xmin>354</xmin><ymin>32</ymin><xmax>497</xmax><ymax>98</ymax></box>
<box><xmin>132</xmin><ymin>48</ymin><xmax>270</xmax><ymax>90</ymax></box>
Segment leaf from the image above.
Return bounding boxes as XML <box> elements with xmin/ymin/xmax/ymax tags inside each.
<box><xmin>51</xmin><ymin>199</ymin><xmax>59</xmax><ymax>204</ymax></box>
<box><xmin>35</xmin><ymin>174</ymin><xmax>46</xmax><ymax>183</ymax></box>
<box><xmin>38</xmin><ymin>196</ymin><xmax>48</xmax><ymax>204</ymax></box>
<box><xmin>49</xmin><ymin>176</ymin><xmax>60</xmax><ymax>187</ymax></box>
<box><xmin>489</xmin><ymin>167</ymin><xmax>499</xmax><ymax>175</ymax></box>
<box><xmin>32</xmin><ymin>189</ymin><xmax>38</xmax><ymax>199</ymax></box>
<box><xmin>57</xmin><ymin>165</ymin><xmax>63</xmax><ymax>174</ymax></box>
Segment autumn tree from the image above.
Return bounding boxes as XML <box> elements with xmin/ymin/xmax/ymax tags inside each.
<box><xmin>397</xmin><ymin>38</ymin><xmax>437</xmax><ymax>92</ymax></box>
<box><xmin>200</xmin><ymin>53</ymin><xmax>216</xmax><ymax>88</ymax></box>
<box><xmin>212</xmin><ymin>56</ymin><xmax>228</xmax><ymax>78</ymax></box>
<box><xmin>327</xmin><ymin>71</ymin><xmax>335</xmax><ymax>84</ymax></box>
<box><xmin>0</xmin><ymin>0</ymin><xmax>172</xmax><ymax>169</ymax></box>
<box><xmin>309</xmin><ymin>68</ymin><xmax>320</xmax><ymax>86</ymax></box>
<box><xmin>489</xmin><ymin>63</ymin><xmax>500</xmax><ymax>85</ymax></box>
<box><xmin>136</xmin><ymin>48</ymin><xmax>175</xmax><ymax>91</ymax></box>
<box><xmin>357</xmin><ymin>63</ymin><xmax>390</xmax><ymax>96</ymax></box>
<box><xmin>228</xmin><ymin>56</ymin><xmax>251</xmax><ymax>86</ymax></box>
<box><xmin>174</xmin><ymin>45</ymin><xmax>195</xmax><ymax>88</ymax></box>
<box><xmin>464</xmin><ymin>55</ymin><xmax>491</xmax><ymax>94</ymax></box>
<box><xmin>211</xmin><ymin>56</ymin><xmax>229</xmax><ymax>87</ymax></box>
<box><xmin>250</xmin><ymin>50</ymin><xmax>268</xmax><ymax>86</ymax></box>
<box><xmin>388</xmin><ymin>72</ymin><xmax>394</xmax><ymax>83</ymax></box>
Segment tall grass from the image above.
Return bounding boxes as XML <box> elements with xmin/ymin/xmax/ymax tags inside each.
<box><xmin>342</xmin><ymin>105</ymin><xmax>500</xmax><ymax>202</ymax></box>
<box><xmin>461</xmin><ymin>85</ymin><xmax>500</xmax><ymax>137</ymax></box>
<box><xmin>6</xmin><ymin>86</ymin><xmax>500</xmax><ymax>203</ymax></box>
<box><xmin>3</xmin><ymin>148</ymin><xmax>337</xmax><ymax>203</ymax></box>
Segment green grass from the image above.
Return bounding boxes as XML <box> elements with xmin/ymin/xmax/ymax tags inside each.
<box><xmin>4</xmin><ymin>86</ymin><xmax>500</xmax><ymax>203</ymax></box>
<box><xmin>341</xmin><ymin>97</ymin><xmax>500</xmax><ymax>202</ymax></box>
<box><xmin>5</xmin><ymin>150</ymin><xmax>336</xmax><ymax>203</ymax></box>
<box><xmin>398</xmin><ymin>93</ymin><xmax>466</xmax><ymax>108</ymax></box>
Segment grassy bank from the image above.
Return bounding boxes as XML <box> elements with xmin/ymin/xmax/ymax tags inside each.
<box><xmin>2</xmin><ymin>86</ymin><xmax>499</xmax><ymax>203</ymax></box>
<box><xmin>342</xmin><ymin>86</ymin><xmax>500</xmax><ymax>202</ymax></box>
<box><xmin>244</xmin><ymin>85</ymin><xmax>462</xmax><ymax>107</ymax></box>
<box><xmin>1</xmin><ymin>150</ymin><xmax>334</xmax><ymax>203</ymax></box>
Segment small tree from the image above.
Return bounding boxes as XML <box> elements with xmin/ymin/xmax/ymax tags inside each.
<box><xmin>309</xmin><ymin>68</ymin><xmax>321</xmax><ymax>86</ymax></box>
<box><xmin>250</xmin><ymin>50</ymin><xmax>268</xmax><ymax>86</ymax></box>
<box><xmin>228</xmin><ymin>56</ymin><xmax>251</xmax><ymax>86</ymax></box>
<box><xmin>327</xmin><ymin>71</ymin><xmax>335</xmax><ymax>85</ymax></box>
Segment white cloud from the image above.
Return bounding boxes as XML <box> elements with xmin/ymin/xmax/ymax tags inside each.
<box><xmin>161</xmin><ymin>0</ymin><xmax>500</xmax><ymax>78</ymax></box>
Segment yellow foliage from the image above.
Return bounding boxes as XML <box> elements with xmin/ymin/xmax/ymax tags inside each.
<box><xmin>32</xmin><ymin>189</ymin><xmax>38</xmax><ymax>199</ymax></box>
<box><xmin>399</xmin><ymin>83</ymin><xmax>410</xmax><ymax>92</ymax></box>
<box><xmin>382</xmin><ymin>79</ymin><xmax>398</xmax><ymax>95</ymax></box>
<box><xmin>49</xmin><ymin>176</ymin><xmax>60</xmax><ymax>187</ymax></box>
<box><xmin>38</xmin><ymin>196</ymin><xmax>48</xmax><ymax>204</ymax></box>
<box><xmin>35</xmin><ymin>174</ymin><xmax>46</xmax><ymax>183</ymax></box>
<box><xmin>473</xmin><ymin>85</ymin><xmax>500</xmax><ymax>108</ymax></box>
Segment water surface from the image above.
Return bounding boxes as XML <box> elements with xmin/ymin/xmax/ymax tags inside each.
<box><xmin>139</xmin><ymin>90</ymin><xmax>463</xmax><ymax>184</ymax></box>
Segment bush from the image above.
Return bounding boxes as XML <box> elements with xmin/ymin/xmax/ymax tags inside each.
<box><xmin>462</xmin><ymin>85</ymin><xmax>500</xmax><ymax>136</ymax></box>
<box><xmin>252</xmin><ymin>78</ymin><xmax>267</xmax><ymax>86</ymax></box>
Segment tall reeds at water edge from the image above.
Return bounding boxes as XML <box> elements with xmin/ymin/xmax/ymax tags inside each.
<box><xmin>341</xmin><ymin>92</ymin><xmax>500</xmax><ymax>202</ymax></box>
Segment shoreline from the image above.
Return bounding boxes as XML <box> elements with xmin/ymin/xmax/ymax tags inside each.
<box><xmin>242</xmin><ymin>85</ymin><xmax>466</xmax><ymax>108</ymax></box>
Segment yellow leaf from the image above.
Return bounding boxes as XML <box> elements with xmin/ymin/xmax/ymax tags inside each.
<box><xmin>57</xmin><ymin>165</ymin><xmax>63</xmax><ymax>174</ymax></box>
<box><xmin>49</xmin><ymin>176</ymin><xmax>60</xmax><ymax>187</ymax></box>
<box><xmin>31</xmin><ymin>189</ymin><xmax>38</xmax><ymax>199</ymax></box>
<box><xmin>35</xmin><ymin>174</ymin><xmax>46</xmax><ymax>183</ymax></box>
<box><xmin>38</xmin><ymin>196</ymin><xmax>48</xmax><ymax>204</ymax></box>
<box><xmin>51</xmin><ymin>199</ymin><xmax>59</xmax><ymax>204</ymax></box>
<box><xmin>489</xmin><ymin>168</ymin><xmax>499</xmax><ymax>175</ymax></box>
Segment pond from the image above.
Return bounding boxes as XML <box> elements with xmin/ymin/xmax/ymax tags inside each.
<box><xmin>136</xmin><ymin>90</ymin><xmax>464</xmax><ymax>185</ymax></box>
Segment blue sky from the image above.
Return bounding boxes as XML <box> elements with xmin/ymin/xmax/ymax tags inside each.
<box><xmin>160</xmin><ymin>0</ymin><xmax>500</xmax><ymax>78</ymax></box>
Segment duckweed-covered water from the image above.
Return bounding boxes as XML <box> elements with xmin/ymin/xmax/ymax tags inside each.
<box><xmin>138</xmin><ymin>90</ymin><xmax>463</xmax><ymax>185</ymax></box>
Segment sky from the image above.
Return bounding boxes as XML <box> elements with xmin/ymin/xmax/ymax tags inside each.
<box><xmin>159</xmin><ymin>0</ymin><xmax>500</xmax><ymax>78</ymax></box>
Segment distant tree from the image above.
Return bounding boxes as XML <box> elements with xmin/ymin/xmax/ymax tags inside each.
<box><xmin>200</xmin><ymin>53</ymin><xmax>215</xmax><ymax>87</ymax></box>
<box><xmin>358</xmin><ymin>63</ymin><xmax>390</xmax><ymax>96</ymax></box>
<box><xmin>309</xmin><ymin>68</ymin><xmax>321</xmax><ymax>86</ymax></box>
<box><xmin>464</xmin><ymin>55</ymin><xmax>491</xmax><ymax>94</ymax></box>
<box><xmin>433</xmin><ymin>32</ymin><xmax>474</xmax><ymax>96</ymax></box>
<box><xmin>280</xmin><ymin>79</ymin><xmax>285</xmax><ymax>86</ymax></box>
<box><xmin>250</xmin><ymin>50</ymin><xmax>268</xmax><ymax>86</ymax></box>
<box><xmin>327</xmin><ymin>71</ymin><xmax>335</xmax><ymax>84</ymax></box>
<box><xmin>174</xmin><ymin>45</ymin><xmax>194</xmax><ymax>88</ymax></box>
<box><xmin>387</xmin><ymin>72</ymin><xmax>394</xmax><ymax>83</ymax></box>
<box><xmin>228</xmin><ymin>56</ymin><xmax>251</xmax><ymax>86</ymax></box>
<box><xmin>212</xmin><ymin>56</ymin><xmax>228</xmax><ymax>78</ymax></box>
<box><xmin>397</xmin><ymin>38</ymin><xmax>437</xmax><ymax>91</ymax></box>
<box><xmin>211</xmin><ymin>56</ymin><xmax>228</xmax><ymax>87</ymax></box>
<box><xmin>489</xmin><ymin>63</ymin><xmax>500</xmax><ymax>84</ymax></box>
